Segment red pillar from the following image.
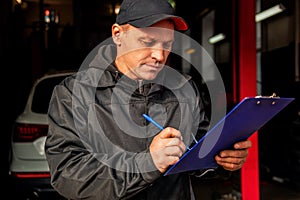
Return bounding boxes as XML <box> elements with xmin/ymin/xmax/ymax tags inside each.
<box><xmin>232</xmin><ymin>0</ymin><xmax>260</xmax><ymax>199</ymax></box>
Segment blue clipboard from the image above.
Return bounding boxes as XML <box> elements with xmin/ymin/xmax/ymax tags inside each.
<box><xmin>164</xmin><ymin>96</ymin><xmax>295</xmax><ymax>176</ymax></box>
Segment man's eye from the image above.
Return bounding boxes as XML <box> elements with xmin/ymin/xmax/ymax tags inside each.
<box><xmin>141</xmin><ymin>40</ymin><xmax>155</xmax><ymax>47</ymax></box>
<box><xmin>163</xmin><ymin>43</ymin><xmax>173</xmax><ymax>50</ymax></box>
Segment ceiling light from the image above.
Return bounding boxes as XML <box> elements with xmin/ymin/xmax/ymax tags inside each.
<box><xmin>114</xmin><ymin>4</ymin><xmax>120</xmax><ymax>15</ymax></box>
<box><xmin>255</xmin><ymin>4</ymin><xmax>285</xmax><ymax>22</ymax></box>
<box><xmin>208</xmin><ymin>33</ymin><xmax>226</xmax><ymax>44</ymax></box>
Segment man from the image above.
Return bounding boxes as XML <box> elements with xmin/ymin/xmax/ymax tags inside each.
<box><xmin>45</xmin><ymin>0</ymin><xmax>251</xmax><ymax>199</ymax></box>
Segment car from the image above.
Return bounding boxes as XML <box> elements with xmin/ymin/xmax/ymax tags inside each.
<box><xmin>8</xmin><ymin>70</ymin><xmax>75</xmax><ymax>200</ymax></box>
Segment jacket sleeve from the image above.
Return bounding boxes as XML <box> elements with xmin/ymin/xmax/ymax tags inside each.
<box><xmin>45</xmin><ymin>83</ymin><xmax>162</xmax><ymax>200</ymax></box>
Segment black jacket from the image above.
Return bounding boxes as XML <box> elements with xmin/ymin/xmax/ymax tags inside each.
<box><xmin>45</xmin><ymin>44</ymin><xmax>210</xmax><ymax>199</ymax></box>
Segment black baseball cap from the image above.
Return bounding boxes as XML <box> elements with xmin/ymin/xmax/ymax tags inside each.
<box><xmin>116</xmin><ymin>0</ymin><xmax>189</xmax><ymax>31</ymax></box>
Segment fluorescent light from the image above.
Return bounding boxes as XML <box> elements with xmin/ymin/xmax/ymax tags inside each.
<box><xmin>208</xmin><ymin>33</ymin><xmax>226</xmax><ymax>44</ymax></box>
<box><xmin>255</xmin><ymin>4</ymin><xmax>285</xmax><ymax>22</ymax></box>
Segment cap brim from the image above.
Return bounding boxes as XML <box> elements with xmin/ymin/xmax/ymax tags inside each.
<box><xmin>128</xmin><ymin>14</ymin><xmax>189</xmax><ymax>31</ymax></box>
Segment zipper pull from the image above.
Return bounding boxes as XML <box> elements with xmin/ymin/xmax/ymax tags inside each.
<box><xmin>138</xmin><ymin>79</ymin><xmax>143</xmax><ymax>94</ymax></box>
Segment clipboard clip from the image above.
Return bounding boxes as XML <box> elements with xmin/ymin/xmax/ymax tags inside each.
<box><xmin>255</xmin><ymin>93</ymin><xmax>279</xmax><ymax>105</ymax></box>
<box><xmin>269</xmin><ymin>93</ymin><xmax>279</xmax><ymax>98</ymax></box>
<box><xmin>255</xmin><ymin>92</ymin><xmax>279</xmax><ymax>98</ymax></box>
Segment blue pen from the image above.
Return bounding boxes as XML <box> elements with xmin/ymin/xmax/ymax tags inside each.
<box><xmin>142</xmin><ymin>114</ymin><xmax>190</xmax><ymax>150</ymax></box>
<box><xmin>142</xmin><ymin>114</ymin><xmax>164</xmax><ymax>130</ymax></box>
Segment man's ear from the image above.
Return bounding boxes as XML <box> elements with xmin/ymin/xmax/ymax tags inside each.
<box><xmin>112</xmin><ymin>24</ymin><xmax>122</xmax><ymax>46</ymax></box>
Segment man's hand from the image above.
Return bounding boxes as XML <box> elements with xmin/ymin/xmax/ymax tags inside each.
<box><xmin>150</xmin><ymin>127</ymin><xmax>186</xmax><ymax>173</ymax></box>
<box><xmin>215</xmin><ymin>140</ymin><xmax>252</xmax><ymax>171</ymax></box>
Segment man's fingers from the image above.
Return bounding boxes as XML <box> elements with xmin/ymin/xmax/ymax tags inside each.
<box><xmin>159</xmin><ymin>127</ymin><xmax>183</xmax><ymax>140</ymax></box>
<box><xmin>234</xmin><ymin>140</ymin><xmax>252</xmax><ymax>149</ymax></box>
<box><xmin>216</xmin><ymin>155</ymin><xmax>246</xmax><ymax>164</ymax></box>
<box><xmin>219</xmin><ymin>148</ymin><xmax>249</xmax><ymax>158</ymax></box>
<box><xmin>164</xmin><ymin>137</ymin><xmax>185</xmax><ymax>150</ymax></box>
<box><xmin>164</xmin><ymin>145</ymin><xmax>185</xmax><ymax>157</ymax></box>
<box><xmin>215</xmin><ymin>155</ymin><xmax>247</xmax><ymax>171</ymax></box>
<box><xmin>149</xmin><ymin>127</ymin><xmax>187</xmax><ymax>172</ymax></box>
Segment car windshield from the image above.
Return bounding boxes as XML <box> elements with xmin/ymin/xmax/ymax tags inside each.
<box><xmin>32</xmin><ymin>75</ymin><xmax>69</xmax><ymax>114</ymax></box>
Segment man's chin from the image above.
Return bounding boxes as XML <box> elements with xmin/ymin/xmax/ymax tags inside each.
<box><xmin>142</xmin><ymin>74</ymin><xmax>159</xmax><ymax>81</ymax></box>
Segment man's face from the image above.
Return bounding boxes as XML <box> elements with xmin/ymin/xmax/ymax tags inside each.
<box><xmin>115</xmin><ymin>20</ymin><xmax>175</xmax><ymax>80</ymax></box>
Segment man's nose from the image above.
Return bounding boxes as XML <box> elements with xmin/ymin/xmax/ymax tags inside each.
<box><xmin>151</xmin><ymin>47</ymin><xmax>165</xmax><ymax>62</ymax></box>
